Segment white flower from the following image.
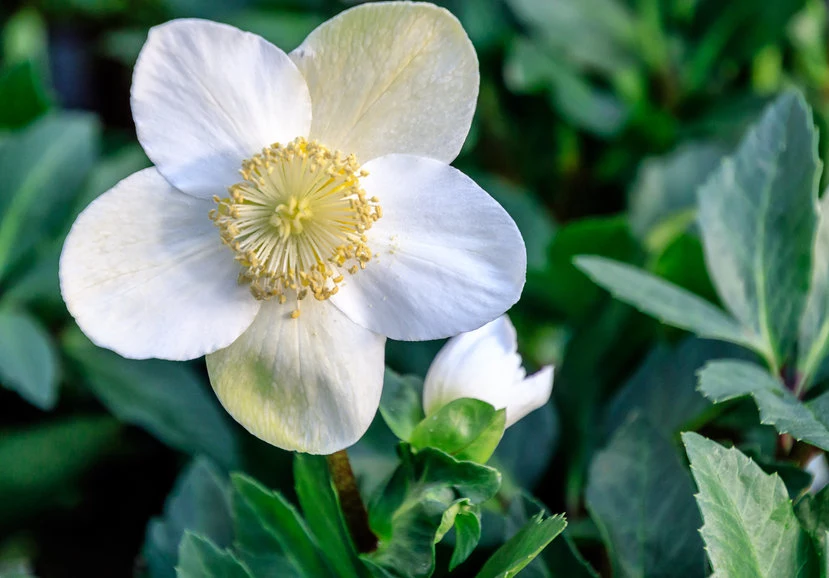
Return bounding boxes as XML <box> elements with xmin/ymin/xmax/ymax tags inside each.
<box><xmin>423</xmin><ymin>315</ymin><xmax>553</xmax><ymax>428</ymax></box>
<box><xmin>59</xmin><ymin>3</ymin><xmax>526</xmax><ymax>454</ymax></box>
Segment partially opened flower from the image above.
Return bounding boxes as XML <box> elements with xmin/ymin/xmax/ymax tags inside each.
<box><xmin>423</xmin><ymin>315</ymin><xmax>553</xmax><ymax>428</ymax></box>
<box><xmin>59</xmin><ymin>2</ymin><xmax>526</xmax><ymax>453</ymax></box>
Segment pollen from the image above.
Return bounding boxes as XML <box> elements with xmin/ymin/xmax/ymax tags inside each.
<box><xmin>209</xmin><ymin>137</ymin><xmax>381</xmax><ymax>314</ymax></box>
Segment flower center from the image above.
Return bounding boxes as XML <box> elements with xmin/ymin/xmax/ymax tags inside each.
<box><xmin>209</xmin><ymin>137</ymin><xmax>381</xmax><ymax>316</ymax></box>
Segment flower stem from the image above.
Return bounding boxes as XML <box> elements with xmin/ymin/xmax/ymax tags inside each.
<box><xmin>326</xmin><ymin>449</ymin><xmax>378</xmax><ymax>553</ymax></box>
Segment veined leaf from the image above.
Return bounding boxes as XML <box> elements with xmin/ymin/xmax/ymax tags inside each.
<box><xmin>574</xmin><ymin>256</ymin><xmax>758</xmax><ymax>350</ymax></box>
<box><xmin>176</xmin><ymin>533</ymin><xmax>252</xmax><ymax>578</ymax></box>
<box><xmin>586</xmin><ymin>417</ymin><xmax>705</xmax><ymax>578</ymax></box>
<box><xmin>697</xmin><ymin>360</ymin><xmax>829</xmax><ymax>451</ymax></box>
<box><xmin>476</xmin><ymin>512</ymin><xmax>566</xmax><ymax>578</ymax></box>
<box><xmin>697</xmin><ymin>91</ymin><xmax>820</xmax><ymax>370</ymax></box>
<box><xmin>0</xmin><ymin>308</ymin><xmax>59</xmax><ymax>410</ymax></box>
<box><xmin>799</xmin><ymin>193</ymin><xmax>829</xmax><ymax>387</ymax></box>
<box><xmin>683</xmin><ymin>433</ymin><xmax>813</xmax><ymax>577</ymax></box>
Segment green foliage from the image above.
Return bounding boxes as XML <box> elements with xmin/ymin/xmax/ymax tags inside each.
<box><xmin>410</xmin><ymin>399</ymin><xmax>506</xmax><ymax>464</ymax></box>
<box><xmin>696</xmin><ymin>91</ymin><xmax>820</xmax><ymax>371</ymax></box>
<box><xmin>0</xmin><ymin>309</ymin><xmax>58</xmax><ymax>409</ymax></box>
<box><xmin>586</xmin><ymin>418</ymin><xmax>705</xmax><ymax>577</ymax></box>
<box><xmin>379</xmin><ymin>369</ymin><xmax>425</xmax><ymax>442</ymax></box>
<box><xmin>476</xmin><ymin>512</ymin><xmax>567</xmax><ymax>578</ymax></box>
<box><xmin>698</xmin><ymin>360</ymin><xmax>829</xmax><ymax>451</ymax></box>
<box><xmin>683</xmin><ymin>433</ymin><xmax>815</xmax><ymax>577</ymax></box>
<box><xmin>368</xmin><ymin>446</ymin><xmax>501</xmax><ymax>577</ymax></box>
<box><xmin>177</xmin><ymin>533</ymin><xmax>253</xmax><ymax>578</ymax></box>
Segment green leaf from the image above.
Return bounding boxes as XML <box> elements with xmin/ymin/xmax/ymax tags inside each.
<box><xmin>0</xmin><ymin>416</ymin><xmax>120</xmax><ymax>524</ymax></box>
<box><xmin>379</xmin><ymin>369</ymin><xmax>424</xmax><ymax>442</ymax></box>
<box><xmin>0</xmin><ymin>61</ymin><xmax>50</xmax><ymax>129</ymax></box>
<box><xmin>410</xmin><ymin>398</ymin><xmax>506</xmax><ymax>464</ymax></box>
<box><xmin>231</xmin><ymin>474</ymin><xmax>335</xmax><ymax>578</ymax></box>
<box><xmin>176</xmin><ymin>533</ymin><xmax>252</xmax><ymax>578</ymax></box>
<box><xmin>799</xmin><ymin>193</ymin><xmax>829</xmax><ymax>387</ymax></box>
<box><xmin>368</xmin><ymin>446</ymin><xmax>501</xmax><ymax>578</ymax></box>
<box><xmin>0</xmin><ymin>113</ymin><xmax>99</xmax><ymax>280</ymax></box>
<box><xmin>0</xmin><ymin>309</ymin><xmax>58</xmax><ymax>410</ymax></box>
<box><xmin>697</xmin><ymin>360</ymin><xmax>829</xmax><ymax>451</ymax></box>
<box><xmin>796</xmin><ymin>486</ymin><xmax>829</xmax><ymax>571</ymax></box>
<box><xmin>476</xmin><ymin>513</ymin><xmax>567</xmax><ymax>578</ymax></box>
<box><xmin>449</xmin><ymin>506</ymin><xmax>482</xmax><ymax>571</ymax></box>
<box><xmin>531</xmin><ymin>216</ymin><xmax>638</xmax><ymax>321</ymax></box>
<box><xmin>586</xmin><ymin>417</ymin><xmax>705</xmax><ymax>578</ymax></box>
<box><xmin>2</xmin><ymin>9</ymin><xmax>48</xmax><ymax>65</ymax></box>
<box><xmin>62</xmin><ymin>328</ymin><xmax>239</xmax><ymax>468</ymax></box>
<box><xmin>144</xmin><ymin>457</ymin><xmax>233</xmax><ymax>578</ymax></box>
<box><xmin>293</xmin><ymin>454</ymin><xmax>368</xmax><ymax>578</ymax></box>
<box><xmin>574</xmin><ymin>256</ymin><xmax>758</xmax><ymax>349</ymax></box>
<box><xmin>697</xmin><ymin>91</ymin><xmax>820</xmax><ymax>370</ymax></box>
<box><xmin>682</xmin><ymin>432</ymin><xmax>812</xmax><ymax>577</ymax></box>
<box><xmin>604</xmin><ymin>337</ymin><xmax>752</xmax><ymax>438</ymax></box>
<box><xmin>628</xmin><ymin>142</ymin><xmax>726</xmax><ymax>250</ymax></box>
<box><xmin>492</xmin><ymin>401</ymin><xmax>558</xmax><ymax>490</ymax></box>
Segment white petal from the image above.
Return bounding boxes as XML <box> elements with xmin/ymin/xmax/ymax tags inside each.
<box><xmin>506</xmin><ymin>365</ymin><xmax>555</xmax><ymax>428</ymax></box>
<box><xmin>423</xmin><ymin>316</ymin><xmax>553</xmax><ymax>428</ymax></box>
<box><xmin>60</xmin><ymin>168</ymin><xmax>261</xmax><ymax>361</ymax></box>
<box><xmin>290</xmin><ymin>2</ymin><xmax>478</xmax><ymax>164</ymax></box>
<box><xmin>423</xmin><ymin>316</ymin><xmax>523</xmax><ymax>414</ymax></box>
<box><xmin>330</xmin><ymin>155</ymin><xmax>526</xmax><ymax>341</ymax></box>
<box><xmin>132</xmin><ymin>19</ymin><xmax>312</xmax><ymax>199</ymax></box>
<box><xmin>205</xmin><ymin>300</ymin><xmax>386</xmax><ymax>454</ymax></box>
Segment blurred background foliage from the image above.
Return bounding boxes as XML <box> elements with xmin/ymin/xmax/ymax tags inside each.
<box><xmin>0</xmin><ymin>0</ymin><xmax>827</xmax><ymax>575</ymax></box>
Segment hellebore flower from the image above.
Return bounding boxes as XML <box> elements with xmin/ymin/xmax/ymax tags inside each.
<box><xmin>59</xmin><ymin>2</ymin><xmax>526</xmax><ymax>453</ymax></box>
<box><xmin>423</xmin><ymin>315</ymin><xmax>553</xmax><ymax>427</ymax></box>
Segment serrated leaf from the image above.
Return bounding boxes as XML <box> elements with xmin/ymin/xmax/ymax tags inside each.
<box><xmin>586</xmin><ymin>417</ymin><xmax>705</xmax><ymax>578</ymax></box>
<box><xmin>293</xmin><ymin>454</ymin><xmax>368</xmax><ymax>578</ymax></box>
<box><xmin>368</xmin><ymin>446</ymin><xmax>500</xmax><ymax>578</ymax></box>
<box><xmin>476</xmin><ymin>513</ymin><xmax>567</xmax><ymax>578</ymax></box>
<box><xmin>682</xmin><ymin>433</ymin><xmax>812</xmax><ymax>577</ymax></box>
<box><xmin>144</xmin><ymin>457</ymin><xmax>233</xmax><ymax>578</ymax></box>
<box><xmin>0</xmin><ymin>113</ymin><xmax>99</xmax><ymax>280</ymax></box>
<box><xmin>0</xmin><ymin>309</ymin><xmax>58</xmax><ymax>409</ymax></box>
<box><xmin>575</xmin><ymin>256</ymin><xmax>758</xmax><ymax>349</ymax></box>
<box><xmin>799</xmin><ymin>193</ymin><xmax>829</xmax><ymax>387</ymax></box>
<box><xmin>697</xmin><ymin>360</ymin><xmax>829</xmax><ymax>451</ymax></box>
<box><xmin>379</xmin><ymin>369</ymin><xmax>424</xmax><ymax>442</ymax></box>
<box><xmin>231</xmin><ymin>474</ymin><xmax>334</xmax><ymax>578</ymax></box>
<box><xmin>410</xmin><ymin>398</ymin><xmax>506</xmax><ymax>464</ymax></box>
<box><xmin>62</xmin><ymin>328</ymin><xmax>239</xmax><ymax>468</ymax></box>
<box><xmin>697</xmin><ymin>91</ymin><xmax>820</xmax><ymax>369</ymax></box>
<box><xmin>176</xmin><ymin>533</ymin><xmax>252</xmax><ymax>578</ymax></box>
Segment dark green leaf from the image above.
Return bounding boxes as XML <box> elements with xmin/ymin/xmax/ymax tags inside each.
<box><xmin>409</xmin><ymin>398</ymin><xmax>506</xmax><ymax>464</ymax></box>
<box><xmin>0</xmin><ymin>61</ymin><xmax>50</xmax><ymax>129</ymax></box>
<box><xmin>144</xmin><ymin>457</ymin><xmax>233</xmax><ymax>578</ymax></box>
<box><xmin>0</xmin><ymin>113</ymin><xmax>99</xmax><ymax>280</ymax></box>
<box><xmin>796</xmin><ymin>486</ymin><xmax>829</xmax><ymax>571</ymax></box>
<box><xmin>476</xmin><ymin>513</ymin><xmax>567</xmax><ymax>578</ymax></box>
<box><xmin>379</xmin><ymin>369</ymin><xmax>425</xmax><ymax>442</ymax></box>
<box><xmin>449</xmin><ymin>506</ymin><xmax>481</xmax><ymax>571</ymax></box>
<box><xmin>698</xmin><ymin>360</ymin><xmax>829</xmax><ymax>451</ymax></box>
<box><xmin>575</xmin><ymin>256</ymin><xmax>757</xmax><ymax>349</ymax></box>
<box><xmin>176</xmin><ymin>533</ymin><xmax>252</xmax><ymax>578</ymax></box>
<box><xmin>368</xmin><ymin>446</ymin><xmax>500</xmax><ymax>578</ymax></box>
<box><xmin>604</xmin><ymin>337</ymin><xmax>751</xmax><ymax>438</ymax></box>
<box><xmin>293</xmin><ymin>454</ymin><xmax>368</xmax><ymax>578</ymax></box>
<box><xmin>799</xmin><ymin>193</ymin><xmax>829</xmax><ymax>387</ymax></box>
<box><xmin>682</xmin><ymin>432</ymin><xmax>812</xmax><ymax>577</ymax></box>
<box><xmin>0</xmin><ymin>309</ymin><xmax>58</xmax><ymax>410</ymax></box>
<box><xmin>231</xmin><ymin>474</ymin><xmax>334</xmax><ymax>578</ymax></box>
<box><xmin>492</xmin><ymin>401</ymin><xmax>558</xmax><ymax>490</ymax></box>
<box><xmin>62</xmin><ymin>328</ymin><xmax>239</xmax><ymax>468</ymax></box>
<box><xmin>0</xmin><ymin>416</ymin><xmax>120</xmax><ymax>524</ymax></box>
<box><xmin>586</xmin><ymin>417</ymin><xmax>705</xmax><ymax>578</ymax></box>
<box><xmin>697</xmin><ymin>91</ymin><xmax>820</xmax><ymax>369</ymax></box>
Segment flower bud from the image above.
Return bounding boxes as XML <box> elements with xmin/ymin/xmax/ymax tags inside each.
<box><xmin>423</xmin><ymin>315</ymin><xmax>554</xmax><ymax>428</ymax></box>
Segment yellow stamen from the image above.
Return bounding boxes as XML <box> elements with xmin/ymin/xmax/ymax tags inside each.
<box><xmin>210</xmin><ymin>137</ymin><xmax>381</xmax><ymax>308</ymax></box>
